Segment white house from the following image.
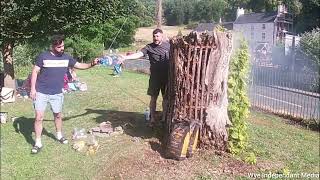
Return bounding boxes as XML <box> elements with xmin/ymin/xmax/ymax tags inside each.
<box><xmin>233</xmin><ymin>4</ymin><xmax>298</xmax><ymax>65</ymax></box>
<box><xmin>194</xmin><ymin>4</ymin><xmax>299</xmax><ymax>66</ymax></box>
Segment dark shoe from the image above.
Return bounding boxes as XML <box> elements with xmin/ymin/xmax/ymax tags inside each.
<box><xmin>31</xmin><ymin>145</ymin><xmax>42</xmax><ymax>154</ymax></box>
<box><xmin>57</xmin><ymin>137</ymin><xmax>68</xmax><ymax>144</ymax></box>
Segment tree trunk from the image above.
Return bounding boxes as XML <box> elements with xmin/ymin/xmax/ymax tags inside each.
<box><xmin>156</xmin><ymin>0</ymin><xmax>162</xmax><ymax>28</ymax></box>
<box><xmin>1</xmin><ymin>40</ymin><xmax>16</xmax><ymax>89</ymax></box>
<box><xmin>166</xmin><ymin>31</ymin><xmax>233</xmax><ymax>152</ymax></box>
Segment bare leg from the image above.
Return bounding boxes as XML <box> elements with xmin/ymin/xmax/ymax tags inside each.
<box><xmin>53</xmin><ymin>112</ymin><xmax>68</xmax><ymax>144</ymax></box>
<box><xmin>53</xmin><ymin>112</ymin><xmax>63</xmax><ymax>133</ymax></box>
<box><xmin>149</xmin><ymin>96</ymin><xmax>158</xmax><ymax>122</ymax></box>
<box><xmin>34</xmin><ymin>111</ymin><xmax>44</xmax><ymax>146</ymax></box>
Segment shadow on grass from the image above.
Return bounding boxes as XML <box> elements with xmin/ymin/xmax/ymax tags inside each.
<box><xmin>64</xmin><ymin>108</ymin><xmax>158</xmax><ymax>139</ymax></box>
<box><xmin>63</xmin><ymin>108</ymin><xmax>170</xmax><ymax>158</ymax></box>
<box><xmin>13</xmin><ymin>117</ymin><xmax>56</xmax><ymax>146</ymax></box>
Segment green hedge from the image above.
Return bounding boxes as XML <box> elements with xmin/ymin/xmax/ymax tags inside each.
<box><xmin>227</xmin><ymin>40</ymin><xmax>250</xmax><ymax>155</ymax></box>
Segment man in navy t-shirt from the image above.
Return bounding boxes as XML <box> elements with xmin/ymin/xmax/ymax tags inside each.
<box><xmin>119</xmin><ymin>29</ymin><xmax>170</xmax><ymax>127</ymax></box>
<box><xmin>30</xmin><ymin>35</ymin><xmax>99</xmax><ymax>154</ymax></box>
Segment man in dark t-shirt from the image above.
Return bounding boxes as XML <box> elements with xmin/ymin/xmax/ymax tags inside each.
<box><xmin>30</xmin><ymin>35</ymin><xmax>99</xmax><ymax>154</ymax></box>
<box><xmin>120</xmin><ymin>29</ymin><xmax>170</xmax><ymax>126</ymax></box>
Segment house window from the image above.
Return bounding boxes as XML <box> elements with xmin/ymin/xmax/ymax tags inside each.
<box><xmin>251</xmin><ymin>32</ymin><xmax>254</xmax><ymax>39</ymax></box>
<box><xmin>262</xmin><ymin>33</ymin><xmax>266</xmax><ymax>40</ymax></box>
<box><xmin>251</xmin><ymin>25</ymin><xmax>254</xmax><ymax>31</ymax></box>
<box><xmin>262</xmin><ymin>24</ymin><xmax>266</xmax><ymax>30</ymax></box>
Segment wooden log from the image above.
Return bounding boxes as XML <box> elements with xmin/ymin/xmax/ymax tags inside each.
<box><xmin>200</xmin><ymin>47</ymin><xmax>209</xmax><ymax>124</ymax></box>
<box><xmin>184</xmin><ymin>46</ymin><xmax>192</xmax><ymax>117</ymax></box>
<box><xmin>189</xmin><ymin>46</ymin><xmax>198</xmax><ymax>119</ymax></box>
<box><xmin>195</xmin><ymin>46</ymin><xmax>203</xmax><ymax>121</ymax></box>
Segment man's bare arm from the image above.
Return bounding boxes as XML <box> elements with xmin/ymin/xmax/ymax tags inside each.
<box><xmin>124</xmin><ymin>52</ymin><xmax>144</xmax><ymax>60</ymax></box>
<box><xmin>118</xmin><ymin>52</ymin><xmax>144</xmax><ymax>64</ymax></box>
<box><xmin>74</xmin><ymin>58</ymin><xmax>99</xmax><ymax>69</ymax></box>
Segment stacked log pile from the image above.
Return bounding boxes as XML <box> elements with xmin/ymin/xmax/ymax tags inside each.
<box><xmin>165</xmin><ymin>30</ymin><xmax>232</xmax><ymax>151</ymax></box>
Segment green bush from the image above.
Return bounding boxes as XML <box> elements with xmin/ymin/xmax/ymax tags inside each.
<box><xmin>300</xmin><ymin>27</ymin><xmax>320</xmax><ymax>72</ymax></box>
<box><xmin>64</xmin><ymin>37</ymin><xmax>104</xmax><ymax>63</ymax></box>
<box><xmin>138</xmin><ymin>16</ymin><xmax>154</xmax><ymax>27</ymax></box>
<box><xmin>102</xmin><ymin>17</ymin><xmax>139</xmax><ymax>49</ymax></box>
<box><xmin>227</xmin><ymin>40</ymin><xmax>250</xmax><ymax>155</ymax></box>
<box><xmin>136</xmin><ymin>0</ymin><xmax>156</xmax><ymax>27</ymax></box>
<box><xmin>1</xmin><ymin>43</ymin><xmax>46</xmax><ymax>78</ymax></box>
<box><xmin>13</xmin><ymin>45</ymin><xmax>34</xmax><ymax>78</ymax></box>
<box><xmin>64</xmin><ymin>16</ymin><xmax>139</xmax><ymax>62</ymax></box>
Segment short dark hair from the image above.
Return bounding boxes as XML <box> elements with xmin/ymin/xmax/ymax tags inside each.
<box><xmin>153</xmin><ymin>28</ymin><xmax>163</xmax><ymax>35</ymax></box>
<box><xmin>51</xmin><ymin>34</ymin><xmax>65</xmax><ymax>46</ymax></box>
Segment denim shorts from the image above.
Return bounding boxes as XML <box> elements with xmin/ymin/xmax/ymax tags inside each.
<box><xmin>33</xmin><ymin>92</ymin><xmax>64</xmax><ymax>113</ymax></box>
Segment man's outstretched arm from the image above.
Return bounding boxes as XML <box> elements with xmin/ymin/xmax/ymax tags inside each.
<box><xmin>118</xmin><ymin>52</ymin><xmax>144</xmax><ymax>63</ymax></box>
<box><xmin>74</xmin><ymin>58</ymin><xmax>99</xmax><ymax>69</ymax></box>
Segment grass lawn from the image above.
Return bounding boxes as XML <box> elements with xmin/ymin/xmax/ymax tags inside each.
<box><xmin>1</xmin><ymin>68</ymin><xmax>319</xmax><ymax>180</ymax></box>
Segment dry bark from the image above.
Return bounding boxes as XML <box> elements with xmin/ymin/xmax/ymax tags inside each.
<box><xmin>156</xmin><ymin>0</ymin><xmax>162</xmax><ymax>28</ymax></box>
<box><xmin>1</xmin><ymin>41</ymin><xmax>16</xmax><ymax>89</ymax></box>
<box><xmin>166</xmin><ymin>31</ymin><xmax>232</xmax><ymax>151</ymax></box>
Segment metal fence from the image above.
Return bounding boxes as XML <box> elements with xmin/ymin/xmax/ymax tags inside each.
<box><xmin>122</xmin><ymin>59</ymin><xmax>320</xmax><ymax>121</ymax></box>
<box><xmin>249</xmin><ymin>65</ymin><xmax>320</xmax><ymax>121</ymax></box>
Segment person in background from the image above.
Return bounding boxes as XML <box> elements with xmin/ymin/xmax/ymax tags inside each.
<box><xmin>63</xmin><ymin>73</ymin><xmax>70</xmax><ymax>93</ymax></box>
<box><xmin>30</xmin><ymin>34</ymin><xmax>99</xmax><ymax>154</ymax></box>
<box><xmin>118</xmin><ymin>28</ymin><xmax>170</xmax><ymax>126</ymax></box>
<box><xmin>99</xmin><ymin>54</ymin><xmax>123</xmax><ymax>77</ymax></box>
<box><xmin>15</xmin><ymin>74</ymin><xmax>32</xmax><ymax>98</ymax></box>
<box><xmin>19</xmin><ymin>74</ymin><xmax>32</xmax><ymax>97</ymax></box>
<box><xmin>112</xmin><ymin>62</ymin><xmax>122</xmax><ymax>77</ymax></box>
<box><xmin>68</xmin><ymin>67</ymin><xmax>78</xmax><ymax>82</ymax></box>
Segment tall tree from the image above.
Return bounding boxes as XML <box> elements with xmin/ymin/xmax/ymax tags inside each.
<box><xmin>183</xmin><ymin>0</ymin><xmax>196</xmax><ymax>24</ymax></box>
<box><xmin>225</xmin><ymin>0</ymin><xmax>250</xmax><ymax>21</ymax></box>
<box><xmin>194</xmin><ymin>0</ymin><xmax>227</xmax><ymax>22</ymax></box>
<box><xmin>0</xmin><ymin>0</ymin><xmax>127</xmax><ymax>88</ymax></box>
<box><xmin>164</xmin><ymin>0</ymin><xmax>227</xmax><ymax>24</ymax></box>
<box><xmin>164</xmin><ymin>0</ymin><xmax>185</xmax><ymax>25</ymax></box>
<box><xmin>164</xmin><ymin>0</ymin><xmax>176</xmax><ymax>25</ymax></box>
<box><xmin>247</xmin><ymin>0</ymin><xmax>275</xmax><ymax>12</ymax></box>
<box><xmin>294</xmin><ymin>0</ymin><xmax>320</xmax><ymax>33</ymax></box>
<box><xmin>136</xmin><ymin>0</ymin><xmax>157</xmax><ymax>27</ymax></box>
<box><xmin>156</xmin><ymin>0</ymin><xmax>163</xmax><ymax>28</ymax></box>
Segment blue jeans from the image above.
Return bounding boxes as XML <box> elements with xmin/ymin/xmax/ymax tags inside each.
<box><xmin>113</xmin><ymin>64</ymin><xmax>122</xmax><ymax>75</ymax></box>
<box><xmin>33</xmin><ymin>92</ymin><xmax>64</xmax><ymax>113</ymax></box>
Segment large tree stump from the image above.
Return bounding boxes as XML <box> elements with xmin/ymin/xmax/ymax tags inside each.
<box><xmin>166</xmin><ymin>31</ymin><xmax>232</xmax><ymax>152</ymax></box>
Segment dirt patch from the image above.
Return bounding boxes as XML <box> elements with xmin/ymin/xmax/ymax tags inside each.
<box><xmin>93</xmin><ymin>111</ymin><xmax>277</xmax><ymax>179</ymax></box>
<box><xmin>96</xmin><ymin>137</ymin><xmax>261</xmax><ymax>179</ymax></box>
<box><xmin>218</xmin><ymin>156</ymin><xmax>257</xmax><ymax>176</ymax></box>
<box><xmin>256</xmin><ymin>160</ymin><xmax>284</xmax><ymax>172</ymax></box>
